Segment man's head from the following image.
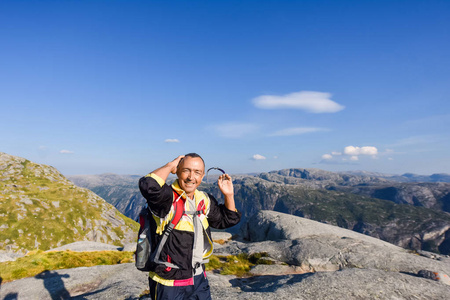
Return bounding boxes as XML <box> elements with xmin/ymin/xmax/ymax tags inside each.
<box><xmin>176</xmin><ymin>153</ymin><xmax>205</xmax><ymax>197</ymax></box>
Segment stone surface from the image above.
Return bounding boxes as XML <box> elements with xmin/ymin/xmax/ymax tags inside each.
<box><xmin>3</xmin><ymin>266</ymin><xmax>450</xmax><ymax>300</ymax></box>
<box><xmin>2</xmin><ymin>211</ymin><xmax>450</xmax><ymax>299</ymax></box>
<box><xmin>47</xmin><ymin>241</ymin><xmax>124</xmax><ymax>252</ymax></box>
<box><xmin>0</xmin><ymin>263</ymin><xmax>148</xmax><ymax>300</ymax></box>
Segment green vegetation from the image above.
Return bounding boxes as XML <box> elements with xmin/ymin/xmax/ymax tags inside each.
<box><xmin>0</xmin><ymin>250</ymin><xmax>274</xmax><ymax>283</ymax></box>
<box><xmin>0</xmin><ymin>250</ymin><xmax>134</xmax><ymax>282</ymax></box>
<box><xmin>0</xmin><ymin>154</ymin><xmax>139</xmax><ymax>253</ymax></box>
<box><xmin>205</xmin><ymin>252</ymin><xmax>273</xmax><ymax>277</ymax></box>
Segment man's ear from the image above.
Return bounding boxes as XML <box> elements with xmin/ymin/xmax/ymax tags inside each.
<box><xmin>200</xmin><ymin>170</ymin><xmax>205</xmax><ymax>181</ymax></box>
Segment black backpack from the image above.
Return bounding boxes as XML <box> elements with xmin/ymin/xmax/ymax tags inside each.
<box><xmin>135</xmin><ymin>192</ymin><xmax>185</xmax><ymax>271</ymax></box>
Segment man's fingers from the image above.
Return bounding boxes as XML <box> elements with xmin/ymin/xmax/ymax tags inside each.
<box><xmin>218</xmin><ymin>174</ymin><xmax>232</xmax><ymax>182</ymax></box>
<box><xmin>174</xmin><ymin>155</ymin><xmax>185</xmax><ymax>162</ymax></box>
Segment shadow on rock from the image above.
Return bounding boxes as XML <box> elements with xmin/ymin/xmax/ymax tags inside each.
<box><xmin>1</xmin><ymin>276</ymin><xmax>18</xmax><ymax>300</ymax></box>
<box><xmin>230</xmin><ymin>273</ymin><xmax>314</xmax><ymax>292</ymax></box>
<box><xmin>70</xmin><ymin>287</ymin><xmax>109</xmax><ymax>300</ymax></box>
<box><xmin>35</xmin><ymin>270</ymin><xmax>71</xmax><ymax>300</ymax></box>
<box><xmin>3</xmin><ymin>293</ymin><xmax>19</xmax><ymax>300</ymax></box>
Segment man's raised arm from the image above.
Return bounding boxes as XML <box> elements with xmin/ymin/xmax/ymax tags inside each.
<box><xmin>151</xmin><ymin>155</ymin><xmax>185</xmax><ymax>182</ymax></box>
<box><xmin>138</xmin><ymin>155</ymin><xmax>184</xmax><ymax>217</ymax></box>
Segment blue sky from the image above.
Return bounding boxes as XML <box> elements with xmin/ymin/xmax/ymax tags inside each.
<box><xmin>1</xmin><ymin>0</ymin><xmax>449</xmax><ymax>176</ymax></box>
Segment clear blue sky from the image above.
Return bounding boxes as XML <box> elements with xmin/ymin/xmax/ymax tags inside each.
<box><xmin>1</xmin><ymin>0</ymin><xmax>449</xmax><ymax>176</ymax></box>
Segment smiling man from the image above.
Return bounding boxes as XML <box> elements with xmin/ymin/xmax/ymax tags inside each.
<box><xmin>139</xmin><ymin>153</ymin><xmax>241</xmax><ymax>300</ymax></box>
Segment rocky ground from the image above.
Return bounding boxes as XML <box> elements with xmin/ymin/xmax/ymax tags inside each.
<box><xmin>1</xmin><ymin>211</ymin><xmax>450</xmax><ymax>300</ymax></box>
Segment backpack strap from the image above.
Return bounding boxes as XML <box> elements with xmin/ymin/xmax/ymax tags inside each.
<box><xmin>151</xmin><ymin>190</ymin><xmax>185</xmax><ymax>269</ymax></box>
<box><xmin>183</xmin><ymin>195</ymin><xmax>210</xmax><ymax>267</ymax></box>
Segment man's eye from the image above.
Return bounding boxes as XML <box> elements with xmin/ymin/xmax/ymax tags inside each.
<box><xmin>195</xmin><ymin>171</ymin><xmax>202</xmax><ymax>176</ymax></box>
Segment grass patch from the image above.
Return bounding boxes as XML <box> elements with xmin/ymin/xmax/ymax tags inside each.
<box><xmin>205</xmin><ymin>252</ymin><xmax>272</xmax><ymax>277</ymax></box>
<box><xmin>0</xmin><ymin>250</ymin><xmax>134</xmax><ymax>282</ymax></box>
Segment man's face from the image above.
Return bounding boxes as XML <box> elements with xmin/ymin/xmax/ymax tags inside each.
<box><xmin>176</xmin><ymin>156</ymin><xmax>205</xmax><ymax>197</ymax></box>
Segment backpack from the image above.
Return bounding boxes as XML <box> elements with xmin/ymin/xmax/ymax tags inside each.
<box><xmin>135</xmin><ymin>191</ymin><xmax>185</xmax><ymax>271</ymax></box>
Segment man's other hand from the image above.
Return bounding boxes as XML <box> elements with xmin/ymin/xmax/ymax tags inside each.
<box><xmin>218</xmin><ymin>174</ymin><xmax>233</xmax><ymax>197</ymax></box>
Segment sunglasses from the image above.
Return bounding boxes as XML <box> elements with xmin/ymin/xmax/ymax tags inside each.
<box><xmin>206</xmin><ymin>167</ymin><xmax>226</xmax><ymax>183</ymax></box>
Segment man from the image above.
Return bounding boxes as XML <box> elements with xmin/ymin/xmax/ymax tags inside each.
<box><xmin>139</xmin><ymin>153</ymin><xmax>241</xmax><ymax>300</ymax></box>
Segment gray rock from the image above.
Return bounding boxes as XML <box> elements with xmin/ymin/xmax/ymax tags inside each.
<box><xmin>2</xmin><ymin>264</ymin><xmax>450</xmax><ymax>300</ymax></box>
<box><xmin>47</xmin><ymin>241</ymin><xmax>124</xmax><ymax>252</ymax></box>
<box><xmin>211</xmin><ymin>268</ymin><xmax>450</xmax><ymax>300</ymax></box>
<box><xmin>211</xmin><ymin>231</ymin><xmax>233</xmax><ymax>242</ymax></box>
<box><xmin>242</xmin><ymin>210</ymin><xmax>399</xmax><ymax>249</ymax></box>
<box><xmin>0</xmin><ymin>263</ymin><xmax>148</xmax><ymax>300</ymax></box>
<box><xmin>220</xmin><ymin>211</ymin><xmax>450</xmax><ymax>275</ymax></box>
<box><xmin>0</xmin><ymin>250</ymin><xmax>23</xmax><ymax>262</ymax></box>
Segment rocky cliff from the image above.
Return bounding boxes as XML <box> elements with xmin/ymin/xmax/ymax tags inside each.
<box><xmin>261</xmin><ymin>168</ymin><xmax>450</xmax><ymax>212</ymax></box>
<box><xmin>0</xmin><ymin>152</ymin><xmax>139</xmax><ymax>254</ymax></box>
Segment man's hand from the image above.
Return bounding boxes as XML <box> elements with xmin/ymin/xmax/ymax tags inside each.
<box><xmin>168</xmin><ymin>155</ymin><xmax>185</xmax><ymax>174</ymax></box>
<box><xmin>218</xmin><ymin>174</ymin><xmax>233</xmax><ymax>197</ymax></box>
<box><xmin>218</xmin><ymin>174</ymin><xmax>236</xmax><ymax>211</ymax></box>
<box><xmin>150</xmin><ymin>155</ymin><xmax>184</xmax><ymax>182</ymax></box>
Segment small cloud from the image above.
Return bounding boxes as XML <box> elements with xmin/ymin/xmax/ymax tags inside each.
<box><xmin>38</xmin><ymin>146</ymin><xmax>48</xmax><ymax>150</ymax></box>
<box><xmin>60</xmin><ymin>150</ymin><xmax>74</xmax><ymax>154</ymax></box>
<box><xmin>165</xmin><ymin>139</ymin><xmax>180</xmax><ymax>143</ymax></box>
<box><xmin>331</xmin><ymin>151</ymin><xmax>342</xmax><ymax>156</ymax></box>
<box><xmin>252</xmin><ymin>154</ymin><xmax>266</xmax><ymax>160</ymax></box>
<box><xmin>350</xmin><ymin>156</ymin><xmax>359</xmax><ymax>161</ymax></box>
<box><xmin>388</xmin><ymin>157</ymin><xmax>394</xmax><ymax>161</ymax></box>
<box><xmin>344</xmin><ymin>146</ymin><xmax>378</xmax><ymax>156</ymax></box>
<box><xmin>273</xmin><ymin>156</ymin><xmax>278</xmax><ymax>159</ymax></box>
<box><xmin>269</xmin><ymin>127</ymin><xmax>328</xmax><ymax>137</ymax></box>
<box><xmin>213</xmin><ymin>122</ymin><xmax>259</xmax><ymax>138</ymax></box>
<box><xmin>252</xmin><ymin>91</ymin><xmax>345</xmax><ymax>113</ymax></box>
<box><xmin>322</xmin><ymin>154</ymin><xmax>333</xmax><ymax>160</ymax></box>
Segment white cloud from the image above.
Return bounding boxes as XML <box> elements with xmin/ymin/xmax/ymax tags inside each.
<box><xmin>269</xmin><ymin>127</ymin><xmax>328</xmax><ymax>137</ymax></box>
<box><xmin>252</xmin><ymin>91</ymin><xmax>345</xmax><ymax>113</ymax></box>
<box><xmin>252</xmin><ymin>154</ymin><xmax>266</xmax><ymax>160</ymax></box>
<box><xmin>60</xmin><ymin>150</ymin><xmax>74</xmax><ymax>154</ymax></box>
<box><xmin>321</xmin><ymin>145</ymin><xmax>378</xmax><ymax>164</ymax></box>
<box><xmin>344</xmin><ymin>146</ymin><xmax>378</xmax><ymax>156</ymax></box>
<box><xmin>165</xmin><ymin>139</ymin><xmax>180</xmax><ymax>143</ymax></box>
<box><xmin>213</xmin><ymin>122</ymin><xmax>259</xmax><ymax>138</ymax></box>
<box><xmin>322</xmin><ymin>154</ymin><xmax>333</xmax><ymax>160</ymax></box>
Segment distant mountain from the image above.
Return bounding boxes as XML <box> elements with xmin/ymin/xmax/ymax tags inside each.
<box><xmin>69</xmin><ymin>173</ymin><xmax>147</xmax><ymax>222</ymax></box>
<box><xmin>263</xmin><ymin>168</ymin><xmax>450</xmax><ymax>213</ymax></box>
<box><xmin>0</xmin><ymin>152</ymin><xmax>139</xmax><ymax>254</ymax></box>
<box><xmin>70</xmin><ymin>168</ymin><xmax>450</xmax><ymax>255</ymax></box>
<box><xmin>342</xmin><ymin>170</ymin><xmax>450</xmax><ymax>183</ymax></box>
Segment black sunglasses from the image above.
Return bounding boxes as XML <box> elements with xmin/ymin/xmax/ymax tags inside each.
<box><xmin>206</xmin><ymin>167</ymin><xmax>226</xmax><ymax>183</ymax></box>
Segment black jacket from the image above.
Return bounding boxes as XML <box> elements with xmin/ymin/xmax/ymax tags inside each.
<box><xmin>139</xmin><ymin>174</ymin><xmax>241</xmax><ymax>284</ymax></box>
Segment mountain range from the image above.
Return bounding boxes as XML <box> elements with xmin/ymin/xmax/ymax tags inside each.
<box><xmin>69</xmin><ymin>168</ymin><xmax>450</xmax><ymax>255</ymax></box>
